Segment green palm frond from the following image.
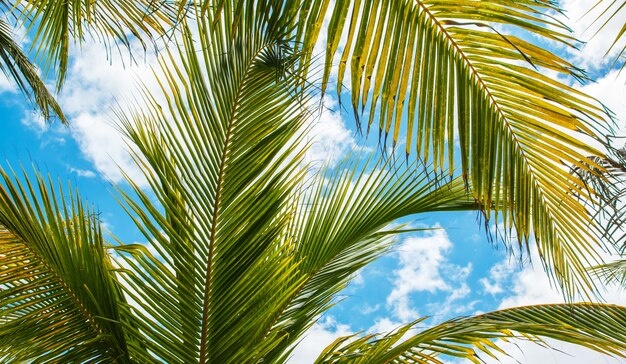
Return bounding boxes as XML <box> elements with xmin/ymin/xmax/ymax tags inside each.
<box><xmin>315</xmin><ymin>303</ymin><xmax>626</xmax><ymax>363</ymax></box>
<box><xmin>108</xmin><ymin>4</ymin><xmax>481</xmax><ymax>361</ymax></box>
<box><xmin>5</xmin><ymin>0</ymin><xmax>179</xmax><ymax>90</ymax></box>
<box><xmin>259</xmin><ymin>163</ymin><xmax>478</xmax><ymax>363</ymax></box>
<box><xmin>280</xmin><ymin>0</ymin><xmax>615</xmax><ymax>299</ymax></box>
<box><xmin>0</xmin><ymin>18</ymin><xmax>65</xmax><ymax>123</ymax></box>
<box><xmin>111</xmin><ymin>5</ymin><xmax>313</xmax><ymax>362</ymax></box>
<box><xmin>0</xmin><ymin>168</ymin><xmax>128</xmax><ymax>362</ymax></box>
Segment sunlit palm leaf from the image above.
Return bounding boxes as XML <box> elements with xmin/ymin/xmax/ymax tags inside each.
<box><xmin>0</xmin><ymin>18</ymin><xmax>64</xmax><ymax>122</ymax></box>
<box><xmin>280</xmin><ymin>0</ymin><xmax>615</xmax><ymax>299</ymax></box>
<box><xmin>110</xmin><ymin>3</ymin><xmax>482</xmax><ymax>362</ymax></box>
<box><xmin>5</xmin><ymin>0</ymin><xmax>178</xmax><ymax>90</ymax></box>
<box><xmin>0</xmin><ymin>168</ymin><xmax>128</xmax><ymax>362</ymax></box>
<box><xmin>315</xmin><ymin>303</ymin><xmax>626</xmax><ymax>363</ymax></box>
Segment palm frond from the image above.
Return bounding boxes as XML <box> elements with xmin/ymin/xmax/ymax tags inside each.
<box><xmin>283</xmin><ymin>0</ymin><xmax>615</xmax><ymax>299</ymax></box>
<box><xmin>258</xmin><ymin>160</ymin><xmax>478</xmax><ymax>362</ymax></box>
<box><xmin>0</xmin><ymin>18</ymin><xmax>65</xmax><ymax>123</ymax></box>
<box><xmin>0</xmin><ymin>168</ymin><xmax>128</xmax><ymax>362</ymax></box>
<box><xmin>5</xmin><ymin>0</ymin><xmax>179</xmax><ymax>90</ymax></box>
<box><xmin>591</xmin><ymin>259</ymin><xmax>626</xmax><ymax>286</ymax></box>
<box><xmin>315</xmin><ymin>303</ymin><xmax>626</xmax><ymax>363</ymax></box>
<box><xmin>110</xmin><ymin>5</ymin><xmax>314</xmax><ymax>362</ymax></box>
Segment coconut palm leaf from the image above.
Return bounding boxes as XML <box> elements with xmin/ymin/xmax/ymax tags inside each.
<box><xmin>0</xmin><ymin>18</ymin><xmax>64</xmax><ymax>122</ymax></box>
<box><xmin>110</xmin><ymin>5</ymin><xmax>314</xmax><ymax>362</ymax></box>
<box><xmin>315</xmin><ymin>303</ymin><xmax>626</xmax><ymax>363</ymax></box>
<box><xmin>258</xmin><ymin>160</ymin><xmax>478</xmax><ymax>363</ymax></box>
<box><xmin>4</xmin><ymin>0</ymin><xmax>179</xmax><ymax>90</ymax></box>
<box><xmin>0</xmin><ymin>168</ymin><xmax>128</xmax><ymax>362</ymax></box>
<box><xmin>266</xmin><ymin>0</ymin><xmax>615</xmax><ymax>299</ymax></box>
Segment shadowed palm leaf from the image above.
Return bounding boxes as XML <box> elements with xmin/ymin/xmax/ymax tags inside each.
<box><xmin>0</xmin><ymin>169</ymin><xmax>128</xmax><ymax>362</ymax></box>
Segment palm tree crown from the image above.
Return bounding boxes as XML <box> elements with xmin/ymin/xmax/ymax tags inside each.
<box><xmin>1</xmin><ymin>1</ymin><xmax>625</xmax><ymax>363</ymax></box>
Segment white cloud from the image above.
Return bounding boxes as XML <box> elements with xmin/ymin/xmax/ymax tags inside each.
<box><xmin>54</xmin><ymin>39</ymin><xmax>160</xmax><ymax>186</ymax></box>
<box><xmin>70</xmin><ymin>113</ymin><xmax>146</xmax><ymax>185</ymax></box>
<box><xmin>0</xmin><ymin>73</ymin><xmax>16</xmax><ymax>94</ymax></box>
<box><xmin>559</xmin><ymin>0</ymin><xmax>626</xmax><ymax>71</ymax></box>
<box><xmin>304</xmin><ymin>96</ymin><xmax>359</xmax><ymax>167</ymax></box>
<box><xmin>288</xmin><ymin>316</ymin><xmax>353</xmax><ymax>364</ymax></box>
<box><xmin>577</xmin><ymin>69</ymin><xmax>626</xmax><ymax>133</ymax></box>
<box><xmin>359</xmin><ymin>303</ymin><xmax>381</xmax><ymax>315</ymax></box>
<box><xmin>386</xmin><ymin>228</ymin><xmax>473</xmax><ymax>322</ymax></box>
<box><xmin>480</xmin><ymin>258</ymin><xmax>518</xmax><ymax>296</ymax></box>
<box><xmin>367</xmin><ymin>317</ymin><xmax>403</xmax><ymax>335</ymax></box>
<box><xmin>69</xmin><ymin>167</ymin><xmax>97</xmax><ymax>178</ymax></box>
<box><xmin>20</xmin><ymin>111</ymin><xmax>47</xmax><ymax>133</ymax></box>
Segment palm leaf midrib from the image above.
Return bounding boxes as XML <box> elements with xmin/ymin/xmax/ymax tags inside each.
<box><xmin>198</xmin><ymin>37</ymin><xmax>284</xmax><ymax>363</ymax></box>
<box><xmin>419</xmin><ymin>1</ymin><xmax>580</xmax><ymax>247</ymax></box>
<box><xmin>419</xmin><ymin>2</ymin><xmax>533</xmax><ymax>170</ymax></box>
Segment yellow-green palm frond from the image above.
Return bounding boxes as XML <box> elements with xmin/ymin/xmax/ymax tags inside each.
<box><xmin>0</xmin><ymin>18</ymin><xmax>65</xmax><ymax>123</ymax></box>
<box><xmin>0</xmin><ymin>168</ymin><xmax>128</xmax><ymax>362</ymax></box>
<box><xmin>5</xmin><ymin>0</ymin><xmax>179</xmax><ymax>90</ymax></box>
<box><xmin>315</xmin><ymin>303</ymin><xmax>626</xmax><ymax>363</ymax></box>
<box><xmin>281</xmin><ymin>0</ymin><xmax>615</xmax><ymax>299</ymax></box>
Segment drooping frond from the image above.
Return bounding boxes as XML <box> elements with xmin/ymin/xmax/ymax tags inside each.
<box><xmin>280</xmin><ymin>0</ymin><xmax>615</xmax><ymax>299</ymax></box>
<box><xmin>4</xmin><ymin>0</ymin><xmax>179</xmax><ymax>90</ymax></box>
<box><xmin>0</xmin><ymin>168</ymin><xmax>128</xmax><ymax>362</ymax></box>
<box><xmin>0</xmin><ymin>18</ymin><xmax>65</xmax><ymax>123</ymax></box>
<box><xmin>315</xmin><ymin>303</ymin><xmax>626</xmax><ymax>363</ymax></box>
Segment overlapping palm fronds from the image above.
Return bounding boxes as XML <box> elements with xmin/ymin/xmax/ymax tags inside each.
<box><xmin>258</xmin><ymin>0</ymin><xmax>617</xmax><ymax>299</ymax></box>
<box><xmin>316</xmin><ymin>303</ymin><xmax>626</xmax><ymax>363</ymax></box>
<box><xmin>4</xmin><ymin>0</ymin><xmax>179</xmax><ymax>89</ymax></box>
<box><xmin>571</xmin><ymin>146</ymin><xmax>626</xmax><ymax>287</ymax></box>
<box><xmin>1</xmin><ymin>1</ymin><xmax>626</xmax><ymax>363</ymax></box>
<box><xmin>0</xmin><ymin>0</ymin><xmax>180</xmax><ymax>123</ymax></box>
<box><xmin>0</xmin><ymin>17</ymin><xmax>64</xmax><ymax>122</ymax></box>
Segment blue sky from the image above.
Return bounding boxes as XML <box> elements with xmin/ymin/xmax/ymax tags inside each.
<box><xmin>2</xmin><ymin>1</ymin><xmax>626</xmax><ymax>363</ymax></box>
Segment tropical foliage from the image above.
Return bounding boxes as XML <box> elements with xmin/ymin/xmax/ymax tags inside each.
<box><xmin>0</xmin><ymin>0</ymin><xmax>178</xmax><ymax>122</ymax></box>
<box><xmin>1</xmin><ymin>0</ymin><xmax>625</xmax><ymax>363</ymax></box>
